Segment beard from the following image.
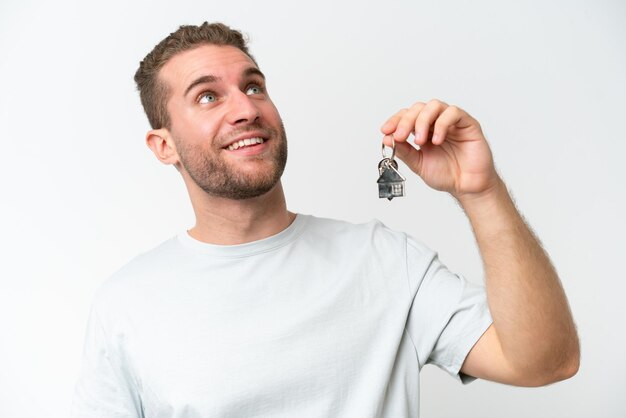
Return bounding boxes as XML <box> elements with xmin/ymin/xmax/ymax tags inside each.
<box><xmin>174</xmin><ymin>121</ymin><xmax>288</xmax><ymax>200</ymax></box>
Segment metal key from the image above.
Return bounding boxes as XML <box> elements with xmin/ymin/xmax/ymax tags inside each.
<box><xmin>377</xmin><ymin>140</ymin><xmax>405</xmax><ymax>200</ymax></box>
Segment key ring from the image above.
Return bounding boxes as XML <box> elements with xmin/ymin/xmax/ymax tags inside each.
<box><xmin>381</xmin><ymin>138</ymin><xmax>396</xmax><ymax>160</ymax></box>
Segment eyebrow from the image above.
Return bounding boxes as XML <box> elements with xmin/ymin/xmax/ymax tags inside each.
<box><xmin>184</xmin><ymin>67</ymin><xmax>266</xmax><ymax>97</ymax></box>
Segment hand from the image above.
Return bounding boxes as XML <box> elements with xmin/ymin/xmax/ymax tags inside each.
<box><xmin>381</xmin><ymin>99</ymin><xmax>501</xmax><ymax>201</ymax></box>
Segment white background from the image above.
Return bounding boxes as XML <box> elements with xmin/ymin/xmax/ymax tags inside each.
<box><xmin>1</xmin><ymin>0</ymin><xmax>625</xmax><ymax>417</ymax></box>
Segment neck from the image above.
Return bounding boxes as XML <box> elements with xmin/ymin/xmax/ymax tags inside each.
<box><xmin>185</xmin><ymin>180</ymin><xmax>295</xmax><ymax>245</ymax></box>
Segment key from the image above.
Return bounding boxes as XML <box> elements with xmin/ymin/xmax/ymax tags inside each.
<box><xmin>377</xmin><ymin>140</ymin><xmax>405</xmax><ymax>200</ymax></box>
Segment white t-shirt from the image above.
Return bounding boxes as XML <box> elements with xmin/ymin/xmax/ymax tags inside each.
<box><xmin>71</xmin><ymin>214</ymin><xmax>492</xmax><ymax>418</ymax></box>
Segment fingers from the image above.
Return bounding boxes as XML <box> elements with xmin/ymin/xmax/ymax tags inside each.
<box><xmin>413</xmin><ymin>100</ymin><xmax>448</xmax><ymax>146</ymax></box>
<box><xmin>392</xmin><ymin>102</ymin><xmax>426</xmax><ymax>142</ymax></box>
<box><xmin>431</xmin><ymin>105</ymin><xmax>466</xmax><ymax>145</ymax></box>
<box><xmin>380</xmin><ymin>103</ymin><xmax>427</xmax><ymax>143</ymax></box>
<box><xmin>380</xmin><ymin>108</ymin><xmax>409</xmax><ymax>137</ymax></box>
<box><xmin>380</xmin><ymin>99</ymin><xmax>470</xmax><ymax>147</ymax></box>
<box><xmin>380</xmin><ymin>137</ymin><xmax>425</xmax><ymax>178</ymax></box>
<box><xmin>393</xmin><ymin>139</ymin><xmax>423</xmax><ymax>174</ymax></box>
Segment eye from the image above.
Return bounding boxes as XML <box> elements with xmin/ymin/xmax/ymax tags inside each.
<box><xmin>246</xmin><ymin>84</ymin><xmax>263</xmax><ymax>95</ymax></box>
<box><xmin>198</xmin><ymin>91</ymin><xmax>217</xmax><ymax>104</ymax></box>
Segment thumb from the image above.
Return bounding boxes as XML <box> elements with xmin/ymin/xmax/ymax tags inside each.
<box><xmin>392</xmin><ymin>139</ymin><xmax>423</xmax><ymax>177</ymax></box>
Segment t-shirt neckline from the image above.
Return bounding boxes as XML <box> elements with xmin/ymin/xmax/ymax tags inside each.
<box><xmin>176</xmin><ymin>213</ymin><xmax>308</xmax><ymax>258</ymax></box>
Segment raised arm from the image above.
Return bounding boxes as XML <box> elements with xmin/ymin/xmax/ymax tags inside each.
<box><xmin>381</xmin><ymin>99</ymin><xmax>580</xmax><ymax>386</ymax></box>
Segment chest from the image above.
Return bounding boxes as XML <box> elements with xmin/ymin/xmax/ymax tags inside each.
<box><xmin>123</xmin><ymin>256</ymin><xmax>410</xmax><ymax>416</ymax></box>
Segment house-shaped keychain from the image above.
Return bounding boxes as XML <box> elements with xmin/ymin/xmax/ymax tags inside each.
<box><xmin>377</xmin><ymin>161</ymin><xmax>406</xmax><ymax>200</ymax></box>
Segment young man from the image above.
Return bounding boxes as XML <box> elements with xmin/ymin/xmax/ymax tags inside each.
<box><xmin>71</xmin><ymin>22</ymin><xmax>579</xmax><ymax>417</ymax></box>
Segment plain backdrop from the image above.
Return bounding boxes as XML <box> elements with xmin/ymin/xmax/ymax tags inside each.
<box><xmin>1</xmin><ymin>0</ymin><xmax>625</xmax><ymax>417</ymax></box>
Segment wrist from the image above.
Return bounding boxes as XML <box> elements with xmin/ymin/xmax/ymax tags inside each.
<box><xmin>455</xmin><ymin>176</ymin><xmax>508</xmax><ymax>209</ymax></box>
<box><xmin>455</xmin><ymin>177</ymin><xmax>523</xmax><ymax>239</ymax></box>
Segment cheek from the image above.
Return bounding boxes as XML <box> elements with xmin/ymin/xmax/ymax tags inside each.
<box><xmin>169</xmin><ymin>99</ymin><xmax>222</xmax><ymax>140</ymax></box>
<box><xmin>177</xmin><ymin>114</ymin><xmax>222</xmax><ymax>143</ymax></box>
<box><xmin>263</xmin><ymin>101</ymin><xmax>282</xmax><ymax>123</ymax></box>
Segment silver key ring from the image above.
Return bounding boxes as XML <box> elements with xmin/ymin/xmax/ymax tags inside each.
<box><xmin>381</xmin><ymin>138</ymin><xmax>396</xmax><ymax>160</ymax></box>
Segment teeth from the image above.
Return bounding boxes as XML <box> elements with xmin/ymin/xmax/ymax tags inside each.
<box><xmin>227</xmin><ymin>137</ymin><xmax>265</xmax><ymax>151</ymax></box>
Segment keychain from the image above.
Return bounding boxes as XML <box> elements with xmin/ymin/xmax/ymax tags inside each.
<box><xmin>377</xmin><ymin>139</ymin><xmax>406</xmax><ymax>200</ymax></box>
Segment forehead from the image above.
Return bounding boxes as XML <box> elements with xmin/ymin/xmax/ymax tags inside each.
<box><xmin>160</xmin><ymin>44</ymin><xmax>257</xmax><ymax>92</ymax></box>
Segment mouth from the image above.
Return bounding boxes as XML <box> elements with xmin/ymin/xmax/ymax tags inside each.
<box><xmin>224</xmin><ymin>136</ymin><xmax>266</xmax><ymax>151</ymax></box>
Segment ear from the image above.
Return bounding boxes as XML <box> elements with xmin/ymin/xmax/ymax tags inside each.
<box><xmin>146</xmin><ymin>128</ymin><xmax>179</xmax><ymax>166</ymax></box>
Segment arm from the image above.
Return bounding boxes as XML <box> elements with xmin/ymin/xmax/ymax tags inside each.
<box><xmin>381</xmin><ymin>99</ymin><xmax>580</xmax><ymax>386</ymax></box>
<box><xmin>458</xmin><ymin>178</ymin><xmax>579</xmax><ymax>386</ymax></box>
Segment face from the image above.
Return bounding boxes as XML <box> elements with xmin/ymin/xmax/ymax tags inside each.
<box><xmin>159</xmin><ymin>44</ymin><xmax>287</xmax><ymax>200</ymax></box>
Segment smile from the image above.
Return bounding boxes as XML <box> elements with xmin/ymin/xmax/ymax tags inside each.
<box><xmin>226</xmin><ymin>137</ymin><xmax>265</xmax><ymax>151</ymax></box>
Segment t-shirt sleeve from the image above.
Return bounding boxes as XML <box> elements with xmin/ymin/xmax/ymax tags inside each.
<box><xmin>404</xmin><ymin>236</ymin><xmax>493</xmax><ymax>384</ymax></box>
<box><xmin>71</xmin><ymin>300</ymin><xmax>143</xmax><ymax>418</ymax></box>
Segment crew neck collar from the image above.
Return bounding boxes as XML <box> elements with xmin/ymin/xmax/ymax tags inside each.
<box><xmin>176</xmin><ymin>213</ymin><xmax>308</xmax><ymax>258</ymax></box>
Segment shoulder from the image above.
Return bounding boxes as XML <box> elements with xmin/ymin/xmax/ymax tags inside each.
<box><xmin>301</xmin><ymin>214</ymin><xmax>435</xmax><ymax>259</ymax></box>
<box><xmin>301</xmin><ymin>214</ymin><xmax>397</xmax><ymax>241</ymax></box>
<box><xmin>92</xmin><ymin>235</ymin><xmax>181</xmax><ymax>311</ymax></box>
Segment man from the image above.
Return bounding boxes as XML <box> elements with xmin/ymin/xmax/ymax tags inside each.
<box><xmin>71</xmin><ymin>22</ymin><xmax>579</xmax><ymax>417</ymax></box>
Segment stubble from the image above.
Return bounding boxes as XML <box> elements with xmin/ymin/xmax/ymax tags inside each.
<box><xmin>174</xmin><ymin>122</ymin><xmax>288</xmax><ymax>200</ymax></box>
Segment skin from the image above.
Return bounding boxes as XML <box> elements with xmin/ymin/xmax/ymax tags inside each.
<box><xmin>146</xmin><ymin>45</ymin><xmax>295</xmax><ymax>245</ymax></box>
<box><xmin>147</xmin><ymin>45</ymin><xmax>580</xmax><ymax>386</ymax></box>
<box><xmin>382</xmin><ymin>101</ymin><xmax>580</xmax><ymax>386</ymax></box>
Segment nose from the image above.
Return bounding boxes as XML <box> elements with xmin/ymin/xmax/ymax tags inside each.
<box><xmin>225</xmin><ymin>90</ymin><xmax>260</xmax><ymax>125</ymax></box>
